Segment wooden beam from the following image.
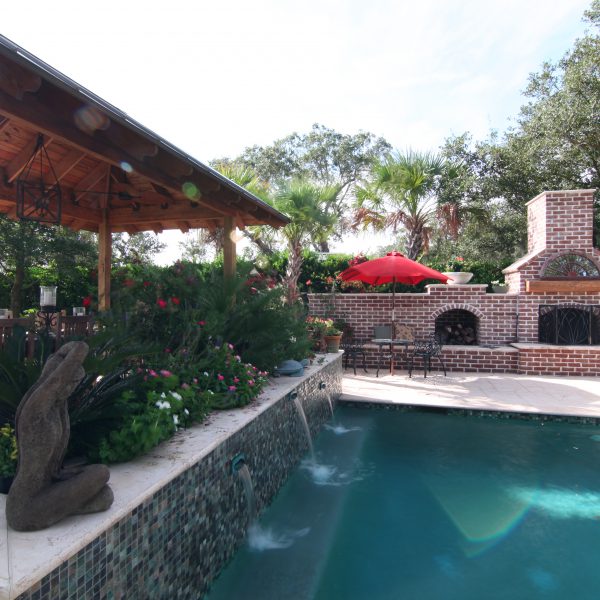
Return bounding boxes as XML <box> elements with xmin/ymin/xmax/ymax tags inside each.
<box><xmin>0</xmin><ymin>117</ymin><xmax>10</xmax><ymax>134</ymax></box>
<box><xmin>108</xmin><ymin>203</ymin><xmax>223</xmax><ymax>226</ymax></box>
<box><xmin>151</xmin><ymin>223</ymin><xmax>164</xmax><ymax>234</ymax></box>
<box><xmin>52</xmin><ymin>149</ymin><xmax>86</xmax><ymax>182</ymax></box>
<box><xmin>5</xmin><ymin>135</ymin><xmax>54</xmax><ymax>183</ymax></box>
<box><xmin>223</xmin><ymin>216</ymin><xmax>236</xmax><ymax>279</ymax></box>
<box><xmin>526</xmin><ymin>280</ymin><xmax>600</xmax><ymax>293</ymax></box>
<box><xmin>177</xmin><ymin>221</ymin><xmax>190</xmax><ymax>233</ymax></box>
<box><xmin>74</xmin><ymin>163</ymin><xmax>108</xmax><ymax>202</ymax></box>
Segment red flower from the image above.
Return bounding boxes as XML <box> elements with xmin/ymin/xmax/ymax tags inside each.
<box><xmin>157</xmin><ymin>298</ymin><xmax>168</xmax><ymax>309</ymax></box>
<box><xmin>82</xmin><ymin>296</ymin><xmax>92</xmax><ymax>308</ymax></box>
<box><xmin>171</xmin><ymin>296</ymin><xmax>180</xmax><ymax>305</ymax></box>
<box><xmin>143</xmin><ymin>281</ymin><xmax>152</xmax><ymax>288</ymax></box>
<box><xmin>306</xmin><ymin>279</ymin><xmax>312</xmax><ymax>286</ymax></box>
<box><xmin>197</xmin><ymin>320</ymin><xmax>205</xmax><ymax>326</ymax></box>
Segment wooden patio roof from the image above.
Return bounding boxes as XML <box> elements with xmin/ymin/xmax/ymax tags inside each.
<box><xmin>0</xmin><ymin>35</ymin><xmax>289</xmax><ymax>309</ymax></box>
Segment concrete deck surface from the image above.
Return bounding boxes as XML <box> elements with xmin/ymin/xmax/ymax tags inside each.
<box><xmin>341</xmin><ymin>370</ymin><xmax>600</xmax><ymax>418</ymax></box>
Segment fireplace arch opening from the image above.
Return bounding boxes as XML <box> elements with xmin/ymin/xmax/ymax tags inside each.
<box><xmin>435</xmin><ymin>309</ymin><xmax>479</xmax><ymax>345</ymax></box>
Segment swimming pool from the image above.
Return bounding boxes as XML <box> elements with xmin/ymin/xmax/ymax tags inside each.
<box><xmin>206</xmin><ymin>405</ymin><xmax>600</xmax><ymax>599</ymax></box>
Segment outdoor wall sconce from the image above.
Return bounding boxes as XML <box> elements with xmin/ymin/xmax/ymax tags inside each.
<box><xmin>16</xmin><ymin>134</ymin><xmax>62</xmax><ymax>225</ymax></box>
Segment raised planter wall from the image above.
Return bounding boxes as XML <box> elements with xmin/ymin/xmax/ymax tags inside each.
<box><xmin>6</xmin><ymin>356</ymin><xmax>342</xmax><ymax>600</ymax></box>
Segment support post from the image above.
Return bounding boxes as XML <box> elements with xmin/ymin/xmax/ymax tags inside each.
<box><xmin>223</xmin><ymin>216</ymin><xmax>236</xmax><ymax>279</ymax></box>
<box><xmin>98</xmin><ymin>212</ymin><xmax>112</xmax><ymax>312</ymax></box>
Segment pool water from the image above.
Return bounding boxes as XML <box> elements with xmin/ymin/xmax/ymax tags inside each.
<box><xmin>206</xmin><ymin>406</ymin><xmax>600</xmax><ymax>599</ymax></box>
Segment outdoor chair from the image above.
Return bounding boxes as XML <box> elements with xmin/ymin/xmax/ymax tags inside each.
<box><xmin>56</xmin><ymin>314</ymin><xmax>94</xmax><ymax>348</ymax></box>
<box><xmin>0</xmin><ymin>317</ymin><xmax>35</xmax><ymax>359</ymax></box>
<box><xmin>408</xmin><ymin>336</ymin><xmax>447</xmax><ymax>378</ymax></box>
<box><xmin>340</xmin><ymin>328</ymin><xmax>368</xmax><ymax>375</ymax></box>
<box><xmin>373</xmin><ymin>325</ymin><xmax>394</xmax><ymax>377</ymax></box>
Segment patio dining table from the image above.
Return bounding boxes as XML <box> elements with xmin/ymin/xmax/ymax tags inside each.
<box><xmin>371</xmin><ymin>338</ymin><xmax>412</xmax><ymax>376</ymax></box>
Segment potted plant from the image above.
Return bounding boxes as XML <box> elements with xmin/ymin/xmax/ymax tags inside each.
<box><xmin>442</xmin><ymin>256</ymin><xmax>473</xmax><ymax>285</ymax></box>
<box><xmin>305</xmin><ymin>316</ymin><xmax>332</xmax><ymax>352</ymax></box>
<box><xmin>491</xmin><ymin>279</ymin><xmax>508</xmax><ymax>293</ymax></box>
<box><xmin>323</xmin><ymin>323</ymin><xmax>343</xmax><ymax>353</ymax></box>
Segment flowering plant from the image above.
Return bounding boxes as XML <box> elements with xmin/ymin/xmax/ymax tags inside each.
<box><xmin>195</xmin><ymin>342</ymin><xmax>268</xmax><ymax>409</ymax></box>
<box><xmin>348</xmin><ymin>254</ymin><xmax>368</xmax><ymax>267</ymax></box>
<box><xmin>305</xmin><ymin>316</ymin><xmax>333</xmax><ymax>336</ymax></box>
<box><xmin>446</xmin><ymin>256</ymin><xmax>465</xmax><ymax>272</ymax></box>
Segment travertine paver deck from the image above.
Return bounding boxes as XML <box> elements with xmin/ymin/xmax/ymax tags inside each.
<box><xmin>342</xmin><ymin>370</ymin><xmax>600</xmax><ymax>418</ymax></box>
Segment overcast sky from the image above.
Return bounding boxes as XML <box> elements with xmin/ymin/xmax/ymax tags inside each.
<box><xmin>2</xmin><ymin>0</ymin><xmax>592</xmax><ymax>260</ymax></box>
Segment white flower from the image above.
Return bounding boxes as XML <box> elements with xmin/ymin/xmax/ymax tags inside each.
<box><xmin>207</xmin><ymin>390</ymin><xmax>214</xmax><ymax>395</ymax></box>
<box><xmin>155</xmin><ymin>400</ymin><xmax>171</xmax><ymax>410</ymax></box>
<box><xmin>184</xmin><ymin>409</ymin><xmax>189</xmax><ymax>415</ymax></box>
<box><xmin>203</xmin><ymin>372</ymin><xmax>209</xmax><ymax>377</ymax></box>
<box><xmin>160</xmin><ymin>392</ymin><xmax>166</xmax><ymax>398</ymax></box>
<box><xmin>170</xmin><ymin>392</ymin><xmax>182</xmax><ymax>401</ymax></box>
<box><xmin>173</xmin><ymin>414</ymin><xmax>179</xmax><ymax>425</ymax></box>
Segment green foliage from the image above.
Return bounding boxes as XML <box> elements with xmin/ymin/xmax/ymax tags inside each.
<box><xmin>0</xmin><ymin>424</ymin><xmax>17</xmax><ymax>478</ymax></box>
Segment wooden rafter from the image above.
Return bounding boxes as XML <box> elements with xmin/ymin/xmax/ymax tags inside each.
<box><xmin>5</xmin><ymin>134</ymin><xmax>53</xmax><ymax>183</ymax></box>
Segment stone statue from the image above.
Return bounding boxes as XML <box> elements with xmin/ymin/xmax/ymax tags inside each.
<box><xmin>6</xmin><ymin>341</ymin><xmax>113</xmax><ymax>531</ymax></box>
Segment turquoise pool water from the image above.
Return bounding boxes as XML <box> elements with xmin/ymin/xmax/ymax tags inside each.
<box><xmin>206</xmin><ymin>406</ymin><xmax>600</xmax><ymax>599</ymax></box>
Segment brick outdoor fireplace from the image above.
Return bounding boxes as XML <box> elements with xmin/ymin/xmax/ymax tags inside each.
<box><xmin>308</xmin><ymin>189</ymin><xmax>600</xmax><ymax>376</ymax></box>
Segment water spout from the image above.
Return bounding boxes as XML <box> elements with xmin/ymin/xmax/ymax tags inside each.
<box><xmin>231</xmin><ymin>454</ymin><xmax>256</xmax><ymax>521</ymax></box>
<box><xmin>319</xmin><ymin>381</ymin><xmax>334</xmax><ymax>419</ymax></box>
<box><xmin>290</xmin><ymin>391</ymin><xmax>315</xmax><ymax>461</ymax></box>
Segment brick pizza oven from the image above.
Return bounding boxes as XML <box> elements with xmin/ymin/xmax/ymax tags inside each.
<box><xmin>308</xmin><ymin>189</ymin><xmax>600</xmax><ymax>376</ymax></box>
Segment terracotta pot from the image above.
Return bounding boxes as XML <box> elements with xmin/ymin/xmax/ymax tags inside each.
<box><xmin>442</xmin><ymin>272</ymin><xmax>473</xmax><ymax>285</ymax></box>
<box><xmin>324</xmin><ymin>334</ymin><xmax>342</xmax><ymax>353</ymax></box>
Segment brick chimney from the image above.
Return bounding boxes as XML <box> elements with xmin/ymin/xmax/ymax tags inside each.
<box><xmin>527</xmin><ymin>189</ymin><xmax>596</xmax><ymax>254</ymax></box>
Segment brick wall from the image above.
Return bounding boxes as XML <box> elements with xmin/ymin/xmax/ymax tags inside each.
<box><xmin>309</xmin><ymin>285</ymin><xmax>518</xmax><ymax>347</ymax></box>
<box><xmin>515</xmin><ymin>345</ymin><xmax>600</xmax><ymax>376</ymax></box>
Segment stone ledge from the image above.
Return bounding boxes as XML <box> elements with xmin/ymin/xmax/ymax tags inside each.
<box><xmin>1</xmin><ymin>354</ymin><xmax>342</xmax><ymax>600</ymax></box>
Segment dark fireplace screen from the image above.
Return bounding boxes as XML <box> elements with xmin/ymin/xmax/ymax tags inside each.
<box><xmin>538</xmin><ymin>305</ymin><xmax>600</xmax><ymax>345</ymax></box>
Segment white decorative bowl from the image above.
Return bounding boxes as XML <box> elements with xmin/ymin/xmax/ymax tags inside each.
<box><xmin>442</xmin><ymin>272</ymin><xmax>474</xmax><ymax>285</ymax></box>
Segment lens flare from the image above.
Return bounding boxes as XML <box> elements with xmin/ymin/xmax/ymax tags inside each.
<box><xmin>120</xmin><ymin>161</ymin><xmax>133</xmax><ymax>173</ymax></box>
<box><xmin>73</xmin><ymin>105</ymin><xmax>109</xmax><ymax>134</ymax></box>
<box><xmin>182</xmin><ymin>182</ymin><xmax>200</xmax><ymax>200</ymax></box>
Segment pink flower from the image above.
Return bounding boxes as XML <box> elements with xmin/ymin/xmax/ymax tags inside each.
<box><xmin>160</xmin><ymin>369</ymin><xmax>172</xmax><ymax>377</ymax></box>
<box><xmin>233</xmin><ymin>377</ymin><xmax>240</xmax><ymax>383</ymax></box>
<box><xmin>249</xmin><ymin>380</ymin><xmax>255</xmax><ymax>386</ymax></box>
<box><xmin>157</xmin><ymin>298</ymin><xmax>167</xmax><ymax>309</ymax></box>
<box><xmin>197</xmin><ymin>321</ymin><xmax>205</xmax><ymax>326</ymax></box>
<box><xmin>250</xmin><ymin>286</ymin><xmax>258</xmax><ymax>294</ymax></box>
<box><xmin>193</xmin><ymin>378</ymin><xmax>198</xmax><ymax>384</ymax></box>
<box><xmin>228</xmin><ymin>343</ymin><xmax>234</xmax><ymax>350</ymax></box>
<box><xmin>217</xmin><ymin>374</ymin><xmax>225</xmax><ymax>381</ymax></box>
<box><xmin>306</xmin><ymin>279</ymin><xmax>312</xmax><ymax>286</ymax></box>
<box><xmin>164</xmin><ymin>348</ymin><xmax>171</xmax><ymax>354</ymax></box>
<box><xmin>181</xmin><ymin>383</ymin><xmax>190</xmax><ymax>390</ymax></box>
<box><xmin>228</xmin><ymin>385</ymin><xmax>237</xmax><ymax>392</ymax></box>
<box><xmin>148</xmin><ymin>369</ymin><xmax>158</xmax><ymax>377</ymax></box>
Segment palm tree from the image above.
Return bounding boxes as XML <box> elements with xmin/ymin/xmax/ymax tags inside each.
<box><xmin>353</xmin><ymin>150</ymin><xmax>462</xmax><ymax>260</ymax></box>
<box><xmin>273</xmin><ymin>179</ymin><xmax>340</xmax><ymax>304</ymax></box>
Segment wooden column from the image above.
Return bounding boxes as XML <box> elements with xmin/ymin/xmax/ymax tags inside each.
<box><xmin>223</xmin><ymin>216</ymin><xmax>236</xmax><ymax>279</ymax></box>
<box><xmin>98</xmin><ymin>211</ymin><xmax>112</xmax><ymax>311</ymax></box>
<box><xmin>98</xmin><ymin>168</ymin><xmax>112</xmax><ymax>311</ymax></box>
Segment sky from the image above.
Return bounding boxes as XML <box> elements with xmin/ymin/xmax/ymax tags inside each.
<box><xmin>1</xmin><ymin>0</ymin><xmax>592</xmax><ymax>262</ymax></box>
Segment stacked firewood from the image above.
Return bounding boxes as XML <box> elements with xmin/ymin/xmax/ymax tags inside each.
<box><xmin>436</xmin><ymin>323</ymin><xmax>477</xmax><ymax>345</ymax></box>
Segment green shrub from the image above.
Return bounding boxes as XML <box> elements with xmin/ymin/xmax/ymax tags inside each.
<box><xmin>0</xmin><ymin>424</ymin><xmax>17</xmax><ymax>478</ymax></box>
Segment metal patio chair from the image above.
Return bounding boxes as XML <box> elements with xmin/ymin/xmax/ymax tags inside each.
<box><xmin>408</xmin><ymin>336</ymin><xmax>447</xmax><ymax>378</ymax></box>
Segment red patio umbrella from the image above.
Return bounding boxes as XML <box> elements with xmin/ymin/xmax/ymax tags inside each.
<box><xmin>339</xmin><ymin>251</ymin><xmax>449</xmax><ymax>323</ymax></box>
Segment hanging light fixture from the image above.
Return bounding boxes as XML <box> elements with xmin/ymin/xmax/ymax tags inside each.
<box><xmin>16</xmin><ymin>134</ymin><xmax>62</xmax><ymax>224</ymax></box>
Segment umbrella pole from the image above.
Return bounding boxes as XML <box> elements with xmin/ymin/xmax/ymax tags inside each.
<box><xmin>391</xmin><ymin>277</ymin><xmax>396</xmax><ymax>375</ymax></box>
